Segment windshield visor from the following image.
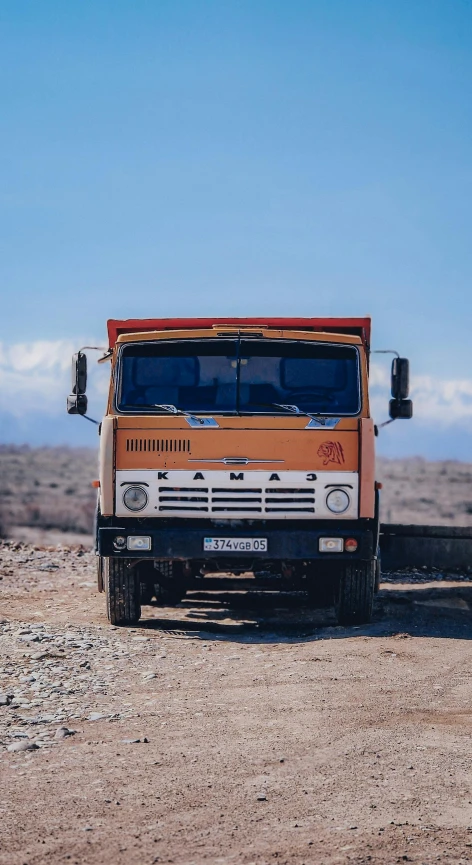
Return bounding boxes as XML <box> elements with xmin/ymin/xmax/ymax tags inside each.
<box><xmin>117</xmin><ymin>340</ymin><xmax>360</xmax><ymax>415</ymax></box>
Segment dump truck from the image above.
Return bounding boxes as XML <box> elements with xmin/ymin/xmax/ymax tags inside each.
<box><xmin>67</xmin><ymin>317</ymin><xmax>412</xmax><ymax>626</ymax></box>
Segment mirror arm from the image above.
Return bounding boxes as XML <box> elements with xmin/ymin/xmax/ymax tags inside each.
<box><xmin>79</xmin><ymin>345</ymin><xmax>107</xmax><ymax>351</ymax></box>
<box><xmin>78</xmin><ymin>345</ymin><xmax>111</xmax><ymax>364</ymax></box>
<box><xmin>82</xmin><ymin>415</ymin><xmax>100</xmax><ymax>426</ymax></box>
<box><xmin>97</xmin><ymin>349</ymin><xmax>113</xmax><ymax>364</ymax></box>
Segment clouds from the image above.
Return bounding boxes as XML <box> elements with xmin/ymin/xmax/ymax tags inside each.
<box><xmin>0</xmin><ymin>339</ymin><xmax>471</xmax><ymax>455</ymax></box>
<box><xmin>369</xmin><ymin>363</ymin><xmax>472</xmax><ymax>427</ymax></box>
<box><xmin>0</xmin><ymin>339</ymin><xmax>108</xmax><ymax>418</ymax></box>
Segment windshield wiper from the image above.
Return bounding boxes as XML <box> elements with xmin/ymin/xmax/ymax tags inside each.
<box><xmin>245</xmin><ymin>402</ymin><xmax>321</xmax><ymax>419</ymax></box>
<box><xmin>273</xmin><ymin>402</ymin><xmax>323</xmax><ymax>420</ymax></box>
<box><xmin>245</xmin><ymin>403</ymin><xmax>341</xmax><ymax>427</ymax></box>
<box><xmin>152</xmin><ymin>404</ymin><xmax>219</xmax><ymax>428</ymax></box>
<box><xmin>152</xmin><ymin>403</ymin><xmax>192</xmax><ymax>417</ymax></box>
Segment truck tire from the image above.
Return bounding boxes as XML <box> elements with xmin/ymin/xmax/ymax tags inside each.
<box><xmin>153</xmin><ymin>561</ymin><xmax>187</xmax><ymax>606</ymax></box>
<box><xmin>335</xmin><ymin>560</ymin><xmax>375</xmax><ymax>626</ymax></box>
<box><xmin>105</xmin><ymin>557</ymin><xmax>141</xmax><ymax>626</ymax></box>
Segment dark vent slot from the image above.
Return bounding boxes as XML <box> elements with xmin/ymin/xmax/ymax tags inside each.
<box><xmin>159</xmin><ymin>487</ymin><xmax>208</xmax><ymax>493</ymax></box>
<box><xmin>265</xmin><ymin>488</ymin><xmax>314</xmax><ymax>494</ymax></box>
<box><xmin>212</xmin><ymin>506</ymin><xmax>262</xmax><ymax>512</ymax></box>
<box><xmin>159</xmin><ymin>505</ymin><xmax>208</xmax><ymax>512</ymax></box>
<box><xmin>212</xmin><ymin>488</ymin><xmax>262</xmax><ymax>493</ymax></box>
<box><xmin>265</xmin><ymin>497</ymin><xmax>315</xmax><ymax>504</ymax></box>
<box><xmin>160</xmin><ymin>496</ymin><xmax>208</xmax><ymax>502</ymax></box>
<box><xmin>212</xmin><ymin>497</ymin><xmax>262</xmax><ymax>503</ymax></box>
<box><xmin>265</xmin><ymin>507</ymin><xmax>315</xmax><ymax>513</ymax></box>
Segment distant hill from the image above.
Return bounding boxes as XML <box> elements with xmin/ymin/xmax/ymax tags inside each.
<box><xmin>0</xmin><ymin>445</ymin><xmax>97</xmax><ymax>539</ymax></box>
<box><xmin>1</xmin><ymin>446</ymin><xmax>472</xmax><ymax>543</ymax></box>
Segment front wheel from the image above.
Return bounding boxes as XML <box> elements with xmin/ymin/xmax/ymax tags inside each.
<box><xmin>334</xmin><ymin>561</ymin><xmax>375</xmax><ymax>625</ymax></box>
<box><xmin>105</xmin><ymin>557</ymin><xmax>141</xmax><ymax>626</ymax></box>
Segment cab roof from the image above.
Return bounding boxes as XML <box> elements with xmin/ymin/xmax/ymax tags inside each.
<box><xmin>108</xmin><ymin>317</ymin><xmax>371</xmax><ymax>350</ymax></box>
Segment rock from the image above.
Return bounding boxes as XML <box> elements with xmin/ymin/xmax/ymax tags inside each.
<box><xmin>257</xmin><ymin>795</ymin><xmax>267</xmax><ymax>801</ymax></box>
<box><xmin>0</xmin><ymin>694</ymin><xmax>13</xmax><ymax>706</ymax></box>
<box><xmin>7</xmin><ymin>740</ymin><xmax>40</xmax><ymax>752</ymax></box>
<box><xmin>122</xmin><ymin>738</ymin><xmax>141</xmax><ymax>744</ymax></box>
<box><xmin>142</xmin><ymin>673</ymin><xmax>157</xmax><ymax>680</ymax></box>
<box><xmin>87</xmin><ymin>712</ymin><xmax>107</xmax><ymax>721</ymax></box>
<box><xmin>54</xmin><ymin>726</ymin><xmax>75</xmax><ymax>739</ymax></box>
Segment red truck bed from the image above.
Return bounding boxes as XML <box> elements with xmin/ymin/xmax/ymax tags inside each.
<box><xmin>107</xmin><ymin>317</ymin><xmax>371</xmax><ymax>350</ymax></box>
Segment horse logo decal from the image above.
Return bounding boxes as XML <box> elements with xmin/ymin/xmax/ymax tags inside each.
<box><xmin>317</xmin><ymin>441</ymin><xmax>345</xmax><ymax>466</ymax></box>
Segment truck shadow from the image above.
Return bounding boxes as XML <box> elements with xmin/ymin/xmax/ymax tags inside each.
<box><xmin>138</xmin><ymin>581</ymin><xmax>472</xmax><ymax>643</ymax></box>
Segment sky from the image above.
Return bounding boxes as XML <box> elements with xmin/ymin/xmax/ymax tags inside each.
<box><xmin>1</xmin><ymin>0</ymin><xmax>471</xmax><ymax>458</ymax></box>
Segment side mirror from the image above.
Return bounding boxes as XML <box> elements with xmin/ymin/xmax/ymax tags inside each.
<box><xmin>391</xmin><ymin>357</ymin><xmax>409</xmax><ymax>400</ymax></box>
<box><xmin>67</xmin><ymin>351</ymin><xmax>88</xmax><ymax>415</ymax></box>
<box><xmin>72</xmin><ymin>351</ymin><xmax>87</xmax><ymax>394</ymax></box>
<box><xmin>389</xmin><ymin>398</ymin><xmax>413</xmax><ymax>420</ymax></box>
<box><xmin>67</xmin><ymin>393</ymin><xmax>88</xmax><ymax>415</ymax></box>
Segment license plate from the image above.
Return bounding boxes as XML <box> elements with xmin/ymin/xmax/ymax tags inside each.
<box><xmin>203</xmin><ymin>537</ymin><xmax>268</xmax><ymax>552</ymax></box>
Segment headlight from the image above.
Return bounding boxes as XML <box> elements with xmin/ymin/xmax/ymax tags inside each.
<box><xmin>326</xmin><ymin>489</ymin><xmax>350</xmax><ymax>514</ymax></box>
<box><xmin>123</xmin><ymin>485</ymin><xmax>148</xmax><ymax>512</ymax></box>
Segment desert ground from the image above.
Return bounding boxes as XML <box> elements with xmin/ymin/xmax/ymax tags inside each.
<box><xmin>2</xmin><ymin>447</ymin><xmax>472</xmax><ymax>864</ymax></box>
<box><xmin>2</xmin><ymin>544</ymin><xmax>472</xmax><ymax>865</ymax></box>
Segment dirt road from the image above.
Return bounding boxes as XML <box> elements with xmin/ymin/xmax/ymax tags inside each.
<box><xmin>2</xmin><ymin>542</ymin><xmax>472</xmax><ymax>864</ymax></box>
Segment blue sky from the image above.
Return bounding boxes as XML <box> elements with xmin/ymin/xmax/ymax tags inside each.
<box><xmin>1</xmin><ymin>1</ymin><xmax>471</xmax><ymax>457</ymax></box>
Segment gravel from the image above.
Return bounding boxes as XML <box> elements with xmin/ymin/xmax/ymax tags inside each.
<box><xmin>0</xmin><ymin>543</ymin><xmax>160</xmax><ymax>754</ymax></box>
<box><xmin>3</xmin><ymin>540</ymin><xmax>472</xmax><ymax>865</ymax></box>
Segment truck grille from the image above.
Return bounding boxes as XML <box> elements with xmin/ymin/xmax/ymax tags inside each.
<box><xmin>157</xmin><ymin>486</ymin><xmax>315</xmax><ymax>514</ymax></box>
<box><xmin>126</xmin><ymin>438</ymin><xmax>191</xmax><ymax>453</ymax></box>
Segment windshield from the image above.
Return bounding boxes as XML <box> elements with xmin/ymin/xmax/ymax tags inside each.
<box><xmin>117</xmin><ymin>339</ymin><xmax>360</xmax><ymax>415</ymax></box>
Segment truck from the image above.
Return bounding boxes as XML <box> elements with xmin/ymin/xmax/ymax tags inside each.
<box><xmin>67</xmin><ymin>317</ymin><xmax>413</xmax><ymax>627</ymax></box>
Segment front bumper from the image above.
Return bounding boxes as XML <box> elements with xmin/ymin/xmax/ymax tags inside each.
<box><xmin>97</xmin><ymin>524</ymin><xmax>374</xmax><ymax>561</ymax></box>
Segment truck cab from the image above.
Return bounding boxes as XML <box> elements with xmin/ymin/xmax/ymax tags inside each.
<box><xmin>67</xmin><ymin>317</ymin><xmax>412</xmax><ymax>626</ymax></box>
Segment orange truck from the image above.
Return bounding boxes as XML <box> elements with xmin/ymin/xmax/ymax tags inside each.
<box><xmin>67</xmin><ymin>317</ymin><xmax>412</xmax><ymax>626</ymax></box>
